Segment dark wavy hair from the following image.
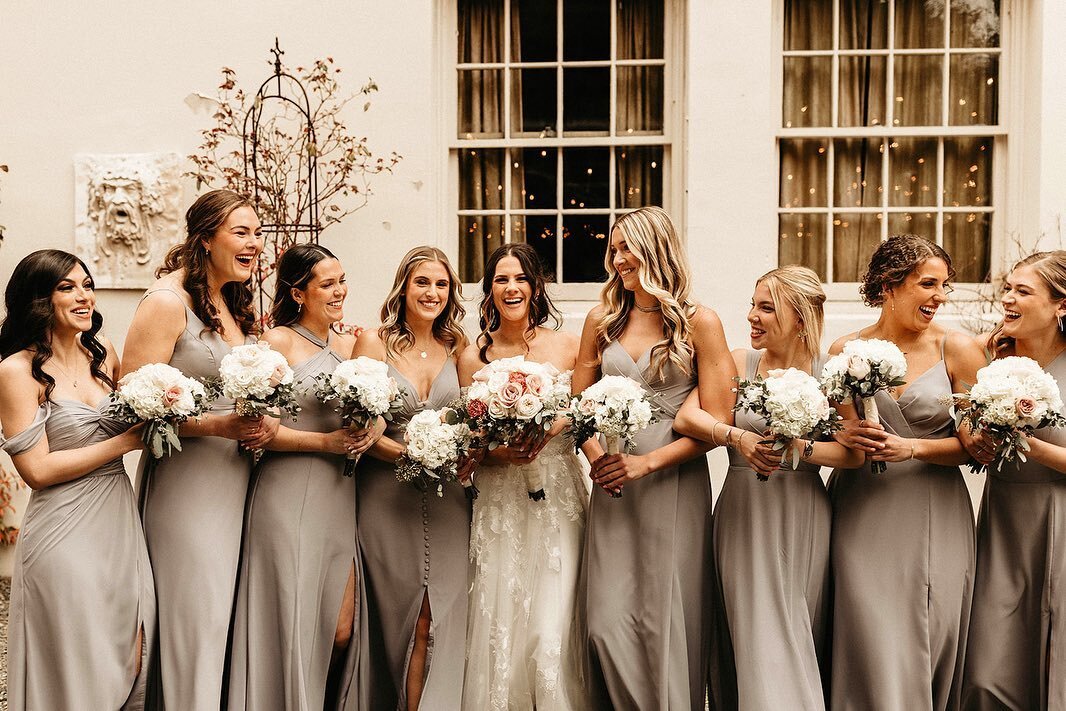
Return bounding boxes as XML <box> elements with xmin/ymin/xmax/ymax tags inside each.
<box><xmin>478</xmin><ymin>243</ymin><xmax>561</xmax><ymax>363</ymax></box>
<box><xmin>157</xmin><ymin>189</ymin><xmax>259</xmax><ymax>336</ymax></box>
<box><xmin>0</xmin><ymin>249</ymin><xmax>114</xmax><ymax>401</ymax></box>
<box><xmin>859</xmin><ymin>234</ymin><xmax>955</xmax><ymax>307</ymax></box>
<box><xmin>269</xmin><ymin>243</ymin><xmax>339</xmax><ymax>327</ymax></box>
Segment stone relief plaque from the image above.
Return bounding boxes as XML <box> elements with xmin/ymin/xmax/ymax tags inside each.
<box><xmin>74</xmin><ymin>153</ymin><xmax>183</xmax><ymax>288</ymax></box>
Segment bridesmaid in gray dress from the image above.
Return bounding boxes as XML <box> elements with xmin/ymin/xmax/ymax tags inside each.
<box><xmin>960</xmin><ymin>251</ymin><xmax>1066</xmax><ymax>709</ymax></box>
<box><xmin>228</xmin><ymin>244</ymin><xmax>373</xmax><ymax>710</ymax></box>
<box><xmin>574</xmin><ymin>207</ymin><xmax>735</xmax><ymax>710</ymax></box>
<box><xmin>828</xmin><ymin>236</ymin><xmax>986</xmax><ymax>711</ymax></box>
<box><xmin>123</xmin><ymin>190</ymin><xmax>275</xmax><ymax>709</ymax></box>
<box><xmin>352</xmin><ymin>246</ymin><xmax>471</xmax><ymax>711</ymax></box>
<box><xmin>0</xmin><ymin>250</ymin><xmax>154</xmax><ymax>710</ymax></box>
<box><xmin>673</xmin><ymin>266</ymin><xmax>861</xmax><ymax>711</ymax></box>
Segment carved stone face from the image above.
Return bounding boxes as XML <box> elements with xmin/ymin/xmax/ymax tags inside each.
<box><xmin>88</xmin><ymin>171</ymin><xmax>162</xmax><ymax>264</ymax></box>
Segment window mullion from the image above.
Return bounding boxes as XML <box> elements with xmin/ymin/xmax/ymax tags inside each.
<box><xmin>827</xmin><ymin>137</ymin><xmax>836</xmax><ymax>283</ymax></box>
<box><xmin>936</xmin><ymin>137</ymin><xmax>945</xmax><ymax>247</ymax></box>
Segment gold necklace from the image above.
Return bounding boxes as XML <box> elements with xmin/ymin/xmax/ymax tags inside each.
<box><xmin>633</xmin><ymin>301</ymin><xmax>661</xmax><ymax>313</ymax></box>
<box><xmin>51</xmin><ymin>354</ymin><xmax>87</xmax><ymax>389</ymax></box>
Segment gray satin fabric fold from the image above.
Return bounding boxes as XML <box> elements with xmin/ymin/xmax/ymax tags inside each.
<box><xmin>229</xmin><ymin>328</ymin><xmax>367</xmax><ymax>710</ymax></box>
<box><xmin>583</xmin><ymin>341</ymin><xmax>714</xmax><ymax>710</ymax></box>
<box><xmin>962</xmin><ymin>350</ymin><xmax>1066</xmax><ymax>710</ymax></box>
<box><xmin>356</xmin><ymin>360</ymin><xmax>471</xmax><ymax>710</ymax></box>
<box><xmin>138</xmin><ymin>297</ymin><xmax>253</xmax><ymax>710</ymax></box>
<box><xmin>710</xmin><ymin>350</ymin><xmax>830</xmax><ymax>711</ymax></box>
<box><xmin>2</xmin><ymin>399</ymin><xmax>155</xmax><ymax>710</ymax></box>
<box><xmin>828</xmin><ymin>359</ymin><xmax>975</xmax><ymax>711</ymax></box>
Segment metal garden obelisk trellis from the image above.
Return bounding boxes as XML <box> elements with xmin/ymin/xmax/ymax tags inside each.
<box><xmin>242</xmin><ymin>38</ymin><xmax>321</xmax><ymax>315</ymax></box>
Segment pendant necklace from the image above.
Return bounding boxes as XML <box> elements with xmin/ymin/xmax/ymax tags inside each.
<box><xmin>52</xmin><ymin>355</ymin><xmax>84</xmax><ymax>389</ymax></box>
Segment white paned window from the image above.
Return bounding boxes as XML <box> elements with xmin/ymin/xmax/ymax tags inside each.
<box><xmin>453</xmin><ymin>0</ymin><xmax>679</xmax><ymax>286</ymax></box>
<box><xmin>778</xmin><ymin>0</ymin><xmax>1003</xmax><ymax>285</ymax></box>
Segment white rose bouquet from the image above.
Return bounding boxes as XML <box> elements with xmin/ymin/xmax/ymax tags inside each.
<box><xmin>313</xmin><ymin>356</ymin><xmax>404</xmax><ymax>476</ymax></box>
<box><xmin>107</xmin><ymin>362</ymin><xmax>211</xmax><ymax>477</ymax></box>
<box><xmin>567</xmin><ymin>375</ymin><xmax>657</xmax><ymax>497</ymax></box>
<box><xmin>734</xmin><ymin>368</ymin><xmax>841</xmax><ymax>479</ymax></box>
<box><xmin>952</xmin><ymin>356</ymin><xmax>1066</xmax><ymax>474</ymax></box>
<box><xmin>215</xmin><ymin>343</ymin><xmax>301</xmax><ymax>455</ymax></box>
<box><xmin>395</xmin><ymin>407</ymin><xmax>474</xmax><ymax>498</ymax></box>
<box><xmin>821</xmin><ymin>338</ymin><xmax>908</xmax><ymax>473</ymax></box>
<box><xmin>461</xmin><ymin>356</ymin><xmax>572</xmax><ymax>501</ymax></box>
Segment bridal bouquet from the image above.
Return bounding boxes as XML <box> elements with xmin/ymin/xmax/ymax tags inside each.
<box><xmin>734</xmin><ymin>368</ymin><xmax>841</xmax><ymax>479</ymax></box>
<box><xmin>395</xmin><ymin>407</ymin><xmax>474</xmax><ymax>498</ymax></box>
<box><xmin>314</xmin><ymin>356</ymin><xmax>404</xmax><ymax>476</ymax></box>
<box><xmin>952</xmin><ymin>356</ymin><xmax>1066</xmax><ymax>474</ymax></box>
<box><xmin>216</xmin><ymin>343</ymin><xmax>300</xmax><ymax>454</ymax></box>
<box><xmin>821</xmin><ymin>338</ymin><xmax>908</xmax><ymax>473</ymax></box>
<box><xmin>462</xmin><ymin>356</ymin><xmax>572</xmax><ymax>501</ymax></box>
<box><xmin>107</xmin><ymin>362</ymin><xmax>211</xmax><ymax>477</ymax></box>
<box><xmin>568</xmin><ymin>375</ymin><xmax>656</xmax><ymax>497</ymax></box>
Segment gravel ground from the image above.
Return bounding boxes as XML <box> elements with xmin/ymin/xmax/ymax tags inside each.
<box><xmin>1</xmin><ymin>577</ymin><xmax>9</xmax><ymax>711</ymax></box>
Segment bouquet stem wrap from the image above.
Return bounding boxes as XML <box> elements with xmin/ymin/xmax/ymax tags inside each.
<box><xmin>604</xmin><ymin>435</ymin><xmax>623</xmax><ymax>498</ymax></box>
<box><xmin>861</xmin><ymin>396</ymin><xmax>886</xmax><ymax>474</ymax></box>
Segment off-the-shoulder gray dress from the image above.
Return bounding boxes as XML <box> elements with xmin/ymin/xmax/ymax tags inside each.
<box><xmin>138</xmin><ymin>297</ymin><xmax>253</xmax><ymax>710</ymax></box>
<box><xmin>711</xmin><ymin>350</ymin><xmax>830</xmax><ymax>711</ymax></box>
<box><xmin>2</xmin><ymin>397</ymin><xmax>155</xmax><ymax>710</ymax></box>
<box><xmin>583</xmin><ymin>341</ymin><xmax>714</xmax><ymax>711</ymax></box>
<box><xmin>827</xmin><ymin>356</ymin><xmax>975</xmax><ymax>711</ymax></box>
<box><xmin>228</xmin><ymin>324</ymin><xmax>366</xmax><ymax>710</ymax></box>
<box><xmin>962</xmin><ymin>349</ymin><xmax>1066</xmax><ymax>710</ymax></box>
<box><xmin>356</xmin><ymin>360</ymin><xmax>471</xmax><ymax>710</ymax></box>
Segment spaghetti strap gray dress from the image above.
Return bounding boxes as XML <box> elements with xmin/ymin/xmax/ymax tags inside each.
<box><xmin>138</xmin><ymin>295</ymin><xmax>253</xmax><ymax>710</ymax></box>
<box><xmin>228</xmin><ymin>324</ymin><xmax>366</xmax><ymax>710</ymax></box>
<box><xmin>583</xmin><ymin>341</ymin><xmax>714</xmax><ymax>711</ymax></box>
<box><xmin>1</xmin><ymin>398</ymin><xmax>155</xmax><ymax>710</ymax></box>
<box><xmin>962</xmin><ymin>350</ymin><xmax>1066</xmax><ymax>710</ymax></box>
<box><xmin>827</xmin><ymin>355</ymin><xmax>976</xmax><ymax>711</ymax></box>
<box><xmin>356</xmin><ymin>360</ymin><xmax>471</xmax><ymax>710</ymax></box>
<box><xmin>711</xmin><ymin>350</ymin><xmax>830</xmax><ymax>711</ymax></box>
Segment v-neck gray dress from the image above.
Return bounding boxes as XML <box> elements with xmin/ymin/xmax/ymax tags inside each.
<box><xmin>228</xmin><ymin>325</ymin><xmax>366</xmax><ymax>710</ymax></box>
<box><xmin>356</xmin><ymin>360</ymin><xmax>471</xmax><ymax>710</ymax></box>
<box><xmin>962</xmin><ymin>350</ymin><xmax>1066</xmax><ymax>710</ymax></box>
<box><xmin>583</xmin><ymin>341</ymin><xmax>714</xmax><ymax>711</ymax></box>
<box><xmin>138</xmin><ymin>296</ymin><xmax>253</xmax><ymax>710</ymax></box>
<box><xmin>827</xmin><ymin>356</ymin><xmax>975</xmax><ymax>711</ymax></box>
<box><xmin>2</xmin><ymin>398</ymin><xmax>156</xmax><ymax>711</ymax></box>
<box><xmin>711</xmin><ymin>350</ymin><xmax>830</xmax><ymax>711</ymax></box>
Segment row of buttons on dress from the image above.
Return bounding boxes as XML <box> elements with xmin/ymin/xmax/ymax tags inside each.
<box><xmin>422</xmin><ymin>492</ymin><xmax>431</xmax><ymax>584</ymax></box>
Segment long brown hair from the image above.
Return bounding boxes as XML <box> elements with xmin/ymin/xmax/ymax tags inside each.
<box><xmin>0</xmin><ymin>250</ymin><xmax>114</xmax><ymax>401</ymax></box>
<box><xmin>378</xmin><ymin>246</ymin><xmax>467</xmax><ymax>359</ymax></box>
<box><xmin>477</xmin><ymin>243</ymin><xmax>560</xmax><ymax>363</ymax></box>
<box><xmin>157</xmin><ymin>189</ymin><xmax>259</xmax><ymax>336</ymax></box>
<box><xmin>988</xmin><ymin>251</ymin><xmax>1066</xmax><ymax>355</ymax></box>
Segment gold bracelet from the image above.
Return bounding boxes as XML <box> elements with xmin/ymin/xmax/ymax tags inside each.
<box><xmin>909</xmin><ymin>443</ymin><xmax>915</xmax><ymax>461</ymax></box>
<box><xmin>709</xmin><ymin>421</ymin><xmax>721</xmax><ymax>448</ymax></box>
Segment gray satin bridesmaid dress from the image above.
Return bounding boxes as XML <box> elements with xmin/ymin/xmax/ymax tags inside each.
<box><xmin>228</xmin><ymin>324</ymin><xmax>366</xmax><ymax>710</ymax></box>
<box><xmin>356</xmin><ymin>360</ymin><xmax>471</xmax><ymax>710</ymax></box>
<box><xmin>962</xmin><ymin>349</ymin><xmax>1066</xmax><ymax>710</ymax></box>
<box><xmin>138</xmin><ymin>295</ymin><xmax>253</xmax><ymax>710</ymax></box>
<box><xmin>2</xmin><ymin>397</ymin><xmax>156</xmax><ymax>710</ymax></box>
<box><xmin>827</xmin><ymin>351</ymin><xmax>975</xmax><ymax>711</ymax></box>
<box><xmin>711</xmin><ymin>350</ymin><xmax>830</xmax><ymax>711</ymax></box>
<box><xmin>583</xmin><ymin>341</ymin><xmax>714</xmax><ymax>711</ymax></box>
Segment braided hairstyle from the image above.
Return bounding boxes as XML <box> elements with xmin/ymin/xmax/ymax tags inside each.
<box><xmin>859</xmin><ymin>234</ymin><xmax>955</xmax><ymax>307</ymax></box>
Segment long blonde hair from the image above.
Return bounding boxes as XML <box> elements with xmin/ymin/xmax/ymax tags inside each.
<box><xmin>378</xmin><ymin>246</ymin><xmax>467</xmax><ymax>359</ymax></box>
<box><xmin>758</xmin><ymin>265</ymin><xmax>826</xmax><ymax>361</ymax></box>
<box><xmin>595</xmin><ymin>207</ymin><xmax>697</xmax><ymax>381</ymax></box>
<box><xmin>988</xmin><ymin>250</ymin><xmax>1066</xmax><ymax>355</ymax></box>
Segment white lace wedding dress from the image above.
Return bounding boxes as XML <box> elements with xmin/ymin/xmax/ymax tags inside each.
<box><xmin>462</xmin><ymin>434</ymin><xmax>589</xmax><ymax>710</ymax></box>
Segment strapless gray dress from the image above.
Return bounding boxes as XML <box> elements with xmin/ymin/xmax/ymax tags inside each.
<box><xmin>962</xmin><ymin>349</ymin><xmax>1066</xmax><ymax>710</ymax></box>
<box><xmin>228</xmin><ymin>325</ymin><xmax>366</xmax><ymax>710</ymax></box>
<box><xmin>827</xmin><ymin>357</ymin><xmax>975</xmax><ymax>711</ymax></box>
<box><xmin>356</xmin><ymin>360</ymin><xmax>471</xmax><ymax>710</ymax></box>
<box><xmin>583</xmin><ymin>341</ymin><xmax>714</xmax><ymax>711</ymax></box>
<box><xmin>2</xmin><ymin>397</ymin><xmax>155</xmax><ymax>710</ymax></box>
<box><xmin>711</xmin><ymin>350</ymin><xmax>830</xmax><ymax>711</ymax></box>
<box><xmin>138</xmin><ymin>296</ymin><xmax>253</xmax><ymax>710</ymax></box>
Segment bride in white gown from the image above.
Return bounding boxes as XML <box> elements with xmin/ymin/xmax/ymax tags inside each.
<box><xmin>458</xmin><ymin>244</ymin><xmax>588</xmax><ymax>710</ymax></box>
